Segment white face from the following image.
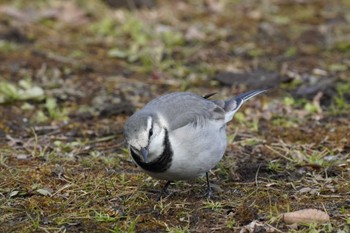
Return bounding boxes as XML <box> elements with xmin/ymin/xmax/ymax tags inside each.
<box><xmin>127</xmin><ymin>116</ymin><xmax>153</xmax><ymax>151</ymax></box>
<box><xmin>147</xmin><ymin>123</ymin><xmax>165</xmax><ymax>161</ymax></box>
<box><xmin>126</xmin><ymin>116</ymin><xmax>166</xmax><ymax>162</ymax></box>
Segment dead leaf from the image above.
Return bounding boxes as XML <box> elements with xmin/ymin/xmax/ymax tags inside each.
<box><xmin>0</xmin><ymin>6</ymin><xmax>37</xmax><ymax>23</ymax></box>
<box><xmin>286</xmin><ymin>223</ymin><xmax>298</xmax><ymax>229</ymax></box>
<box><xmin>239</xmin><ymin>220</ymin><xmax>281</xmax><ymax>233</ymax></box>
<box><xmin>9</xmin><ymin>190</ymin><xmax>19</xmax><ymax>197</ymax></box>
<box><xmin>0</xmin><ymin>3</ymin><xmax>88</xmax><ymax>26</ymax></box>
<box><xmin>298</xmin><ymin>187</ymin><xmax>312</xmax><ymax>194</ymax></box>
<box><xmin>283</xmin><ymin>209</ymin><xmax>330</xmax><ymax>224</ymax></box>
<box><xmin>291</xmin><ymin>150</ymin><xmax>307</xmax><ymax>162</ymax></box>
<box><xmin>248</xmin><ymin>9</ymin><xmax>262</xmax><ymax>20</ymax></box>
<box><xmin>205</xmin><ymin>0</ymin><xmax>224</xmax><ymax>13</ymax></box>
<box><xmin>54</xmin><ymin>2</ymin><xmax>89</xmax><ymax>25</ymax></box>
<box><xmin>36</xmin><ymin>188</ymin><xmax>53</xmax><ymax>197</ymax></box>
<box><xmin>16</xmin><ymin>154</ymin><xmax>28</xmax><ymax>160</ymax></box>
<box><xmin>185</xmin><ymin>26</ymin><xmax>205</xmax><ymax>41</ymax></box>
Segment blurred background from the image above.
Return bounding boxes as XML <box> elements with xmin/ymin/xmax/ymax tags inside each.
<box><xmin>0</xmin><ymin>0</ymin><xmax>349</xmax><ymax>232</ymax></box>
<box><xmin>0</xmin><ymin>0</ymin><xmax>349</xmax><ymax>130</ymax></box>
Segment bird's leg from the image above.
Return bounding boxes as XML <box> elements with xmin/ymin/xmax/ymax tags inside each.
<box><xmin>204</xmin><ymin>172</ymin><xmax>212</xmax><ymax>198</ymax></box>
<box><xmin>157</xmin><ymin>181</ymin><xmax>172</xmax><ymax>201</ymax></box>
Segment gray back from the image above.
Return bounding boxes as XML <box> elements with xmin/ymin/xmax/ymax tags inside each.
<box><xmin>141</xmin><ymin>92</ymin><xmax>225</xmax><ymax>130</ymax></box>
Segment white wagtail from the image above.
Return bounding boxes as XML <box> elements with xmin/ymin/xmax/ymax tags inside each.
<box><xmin>123</xmin><ymin>89</ymin><xmax>267</xmax><ymax>198</ymax></box>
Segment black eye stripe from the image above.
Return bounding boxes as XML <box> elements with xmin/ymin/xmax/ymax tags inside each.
<box><xmin>148</xmin><ymin>125</ymin><xmax>153</xmax><ymax>139</ymax></box>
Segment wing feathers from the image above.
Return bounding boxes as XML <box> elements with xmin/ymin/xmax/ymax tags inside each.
<box><xmin>143</xmin><ymin>92</ymin><xmax>225</xmax><ymax>130</ymax></box>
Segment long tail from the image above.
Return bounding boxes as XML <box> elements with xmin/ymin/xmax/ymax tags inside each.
<box><xmin>224</xmin><ymin>89</ymin><xmax>268</xmax><ymax>123</ymax></box>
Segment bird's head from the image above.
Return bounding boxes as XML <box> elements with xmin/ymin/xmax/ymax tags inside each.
<box><xmin>123</xmin><ymin>112</ymin><xmax>164</xmax><ymax>163</ymax></box>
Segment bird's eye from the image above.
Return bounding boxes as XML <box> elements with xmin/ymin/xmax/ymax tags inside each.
<box><xmin>149</xmin><ymin>128</ymin><xmax>153</xmax><ymax>138</ymax></box>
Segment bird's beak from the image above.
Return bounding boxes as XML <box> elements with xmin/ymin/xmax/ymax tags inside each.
<box><xmin>141</xmin><ymin>147</ymin><xmax>149</xmax><ymax>163</ymax></box>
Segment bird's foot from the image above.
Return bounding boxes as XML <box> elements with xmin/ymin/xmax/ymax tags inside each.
<box><xmin>157</xmin><ymin>181</ymin><xmax>172</xmax><ymax>201</ymax></box>
<box><xmin>203</xmin><ymin>172</ymin><xmax>213</xmax><ymax>199</ymax></box>
<box><xmin>157</xmin><ymin>190</ymin><xmax>169</xmax><ymax>201</ymax></box>
<box><xmin>206</xmin><ymin>188</ymin><xmax>213</xmax><ymax>199</ymax></box>
<box><xmin>202</xmin><ymin>187</ymin><xmax>213</xmax><ymax>199</ymax></box>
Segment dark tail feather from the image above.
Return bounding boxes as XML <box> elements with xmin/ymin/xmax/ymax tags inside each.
<box><xmin>224</xmin><ymin>89</ymin><xmax>268</xmax><ymax>122</ymax></box>
<box><xmin>234</xmin><ymin>89</ymin><xmax>268</xmax><ymax>102</ymax></box>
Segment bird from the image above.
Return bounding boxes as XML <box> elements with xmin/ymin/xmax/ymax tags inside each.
<box><xmin>123</xmin><ymin>89</ymin><xmax>267</xmax><ymax>199</ymax></box>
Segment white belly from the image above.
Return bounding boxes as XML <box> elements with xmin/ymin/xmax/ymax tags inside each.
<box><xmin>146</xmin><ymin>121</ymin><xmax>227</xmax><ymax>180</ymax></box>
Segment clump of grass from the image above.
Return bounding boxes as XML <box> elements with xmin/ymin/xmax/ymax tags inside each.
<box><xmin>92</xmin><ymin>12</ymin><xmax>184</xmax><ymax>72</ymax></box>
<box><xmin>330</xmin><ymin>81</ymin><xmax>350</xmax><ymax>115</ymax></box>
<box><xmin>0</xmin><ymin>80</ymin><xmax>44</xmax><ymax>104</ymax></box>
